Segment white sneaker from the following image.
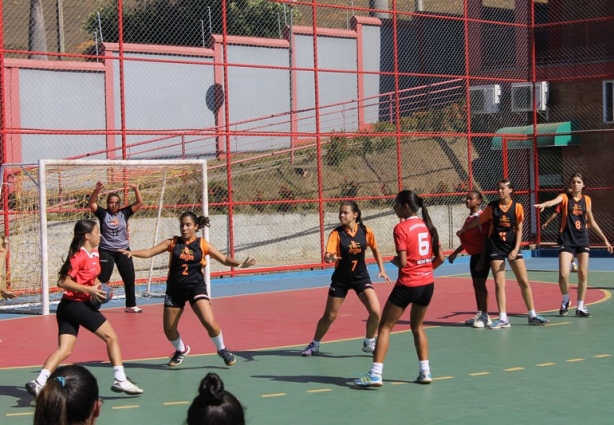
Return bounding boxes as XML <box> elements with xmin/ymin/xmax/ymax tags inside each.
<box><xmin>25</xmin><ymin>380</ymin><xmax>44</xmax><ymax>396</ymax></box>
<box><xmin>362</xmin><ymin>340</ymin><xmax>376</xmax><ymax>353</ymax></box>
<box><xmin>416</xmin><ymin>371</ymin><xmax>432</xmax><ymax>384</ymax></box>
<box><xmin>301</xmin><ymin>342</ymin><xmax>320</xmax><ymax>356</ymax></box>
<box><xmin>124</xmin><ymin>306</ymin><xmax>143</xmax><ymax>313</ymax></box>
<box><xmin>472</xmin><ymin>313</ymin><xmax>492</xmax><ymax>328</ymax></box>
<box><xmin>111</xmin><ymin>378</ymin><xmax>144</xmax><ymax>395</ymax></box>
<box><xmin>465</xmin><ymin>312</ymin><xmax>481</xmax><ymax>326</ymax></box>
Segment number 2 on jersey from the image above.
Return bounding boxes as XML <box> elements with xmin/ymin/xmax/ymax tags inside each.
<box><xmin>181</xmin><ymin>264</ymin><xmax>189</xmax><ymax>275</ymax></box>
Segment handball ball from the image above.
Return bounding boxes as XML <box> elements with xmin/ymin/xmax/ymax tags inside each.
<box><xmin>98</xmin><ymin>283</ymin><xmax>114</xmax><ymax>304</ymax></box>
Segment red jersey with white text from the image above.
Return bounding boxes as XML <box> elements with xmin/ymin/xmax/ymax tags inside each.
<box><xmin>62</xmin><ymin>247</ymin><xmax>101</xmax><ymax>302</ymax></box>
<box><xmin>167</xmin><ymin>236</ymin><xmax>209</xmax><ymax>289</ymax></box>
<box><xmin>459</xmin><ymin>210</ymin><xmax>487</xmax><ymax>256</ymax></box>
<box><xmin>393</xmin><ymin>217</ymin><xmax>434</xmax><ymax>287</ymax></box>
<box><xmin>558</xmin><ymin>193</ymin><xmax>591</xmax><ymax>246</ymax></box>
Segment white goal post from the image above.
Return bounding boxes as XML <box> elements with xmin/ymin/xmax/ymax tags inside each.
<box><xmin>0</xmin><ymin>159</ymin><xmax>209</xmax><ymax>315</ymax></box>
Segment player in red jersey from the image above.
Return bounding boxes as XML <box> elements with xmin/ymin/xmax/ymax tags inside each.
<box><xmin>301</xmin><ymin>201</ymin><xmax>391</xmax><ymax>357</ymax></box>
<box><xmin>26</xmin><ymin>219</ymin><xmax>143</xmax><ymax>398</ymax></box>
<box><xmin>355</xmin><ymin>190</ymin><xmax>444</xmax><ymax>388</ymax></box>
<box><xmin>458</xmin><ymin>179</ymin><xmax>548</xmax><ymax>329</ymax></box>
<box><xmin>121</xmin><ymin>212</ymin><xmax>255</xmax><ymax>367</ymax></box>
<box><xmin>448</xmin><ymin>190</ymin><xmax>491</xmax><ymax>328</ymax></box>
<box><xmin>535</xmin><ymin>173</ymin><xmax>612</xmax><ymax>317</ymax></box>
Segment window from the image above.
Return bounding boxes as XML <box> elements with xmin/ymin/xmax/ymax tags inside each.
<box><xmin>604</xmin><ymin>81</ymin><xmax>614</xmax><ymax>123</ymax></box>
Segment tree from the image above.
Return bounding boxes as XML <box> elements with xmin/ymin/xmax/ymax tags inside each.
<box><xmin>84</xmin><ymin>0</ymin><xmax>293</xmax><ymax>47</ymax></box>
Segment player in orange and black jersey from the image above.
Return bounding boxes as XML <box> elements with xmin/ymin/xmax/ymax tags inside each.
<box><xmin>458</xmin><ymin>179</ymin><xmax>548</xmax><ymax>329</ymax></box>
<box><xmin>301</xmin><ymin>201</ymin><xmax>391</xmax><ymax>357</ymax></box>
<box><xmin>121</xmin><ymin>212</ymin><xmax>256</xmax><ymax>367</ymax></box>
<box><xmin>354</xmin><ymin>190</ymin><xmax>445</xmax><ymax>388</ymax></box>
<box><xmin>25</xmin><ymin>220</ymin><xmax>143</xmax><ymax>398</ymax></box>
<box><xmin>535</xmin><ymin>173</ymin><xmax>612</xmax><ymax>317</ymax></box>
<box><xmin>448</xmin><ymin>190</ymin><xmax>491</xmax><ymax>328</ymax></box>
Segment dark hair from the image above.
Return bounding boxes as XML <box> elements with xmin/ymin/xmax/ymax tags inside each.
<box><xmin>58</xmin><ymin>219</ymin><xmax>98</xmax><ymax>284</ymax></box>
<box><xmin>395</xmin><ymin>190</ymin><xmax>440</xmax><ymax>254</ymax></box>
<box><xmin>339</xmin><ymin>200</ymin><xmax>367</xmax><ymax>234</ymax></box>
<box><xmin>34</xmin><ymin>365</ymin><xmax>99</xmax><ymax>425</ymax></box>
<box><xmin>498</xmin><ymin>179</ymin><xmax>514</xmax><ymax>191</ymax></box>
<box><xmin>106</xmin><ymin>192</ymin><xmax>121</xmax><ymax>205</ymax></box>
<box><xmin>569</xmin><ymin>172</ymin><xmax>585</xmax><ymax>184</ymax></box>
<box><xmin>187</xmin><ymin>373</ymin><xmax>245</xmax><ymax>425</ymax></box>
<box><xmin>468</xmin><ymin>190</ymin><xmax>483</xmax><ymax>202</ymax></box>
<box><xmin>180</xmin><ymin>212</ymin><xmax>211</xmax><ymax>230</ymax></box>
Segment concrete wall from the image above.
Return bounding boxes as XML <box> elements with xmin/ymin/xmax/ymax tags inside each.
<box><xmin>5</xmin><ymin>19</ymin><xmax>382</xmax><ymax>163</ymax></box>
<box><xmin>36</xmin><ymin>204</ymin><xmax>467</xmax><ymax>286</ymax></box>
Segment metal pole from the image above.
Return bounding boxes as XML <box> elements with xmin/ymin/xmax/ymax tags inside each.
<box><xmin>56</xmin><ymin>0</ymin><xmax>65</xmax><ymax>58</ymax></box>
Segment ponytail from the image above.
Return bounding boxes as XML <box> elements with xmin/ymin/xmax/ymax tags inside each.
<box><xmin>58</xmin><ymin>219</ymin><xmax>98</xmax><ymax>284</ymax></box>
<box><xmin>180</xmin><ymin>212</ymin><xmax>211</xmax><ymax>230</ymax></box>
<box><xmin>396</xmin><ymin>190</ymin><xmax>440</xmax><ymax>255</ymax></box>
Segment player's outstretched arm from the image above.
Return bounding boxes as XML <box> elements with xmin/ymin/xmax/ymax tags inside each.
<box><xmin>534</xmin><ymin>194</ymin><xmax>564</xmax><ymax>212</ymax></box>
<box><xmin>88</xmin><ymin>181</ymin><xmax>104</xmax><ymax>213</ymax></box>
<box><xmin>129</xmin><ymin>184</ymin><xmax>143</xmax><ymax>213</ymax></box>
<box><xmin>121</xmin><ymin>239</ymin><xmax>172</xmax><ymax>259</ymax></box>
<box><xmin>207</xmin><ymin>244</ymin><xmax>256</xmax><ymax>268</ymax></box>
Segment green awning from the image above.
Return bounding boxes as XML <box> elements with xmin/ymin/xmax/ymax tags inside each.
<box><xmin>491</xmin><ymin>121</ymin><xmax>576</xmax><ymax>149</ymax></box>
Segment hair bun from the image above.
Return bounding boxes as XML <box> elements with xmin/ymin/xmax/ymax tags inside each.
<box><xmin>198</xmin><ymin>373</ymin><xmax>225</xmax><ymax>405</ymax></box>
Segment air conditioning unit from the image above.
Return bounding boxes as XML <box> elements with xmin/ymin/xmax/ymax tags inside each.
<box><xmin>469</xmin><ymin>84</ymin><xmax>501</xmax><ymax>114</ymax></box>
<box><xmin>511</xmin><ymin>81</ymin><xmax>549</xmax><ymax>112</ymax></box>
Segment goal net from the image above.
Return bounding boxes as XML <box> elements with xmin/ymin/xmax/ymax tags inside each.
<box><xmin>0</xmin><ymin>159</ymin><xmax>208</xmax><ymax>315</ymax></box>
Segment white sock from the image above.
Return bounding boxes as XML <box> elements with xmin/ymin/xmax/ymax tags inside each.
<box><xmin>36</xmin><ymin>369</ymin><xmax>51</xmax><ymax>386</ymax></box>
<box><xmin>499</xmin><ymin>312</ymin><xmax>508</xmax><ymax>322</ymax></box>
<box><xmin>528</xmin><ymin>310</ymin><xmax>536</xmax><ymax>318</ymax></box>
<box><xmin>476</xmin><ymin>311</ymin><xmax>482</xmax><ymax>316</ymax></box>
<box><xmin>312</xmin><ymin>339</ymin><xmax>321</xmax><ymax>347</ymax></box>
<box><xmin>369</xmin><ymin>362</ymin><xmax>384</xmax><ymax>376</ymax></box>
<box><xmin>562</xmin><ymin>293</ymin><xmax>570</xmax><ymax>304</ymax></box>
<box><xmin>419</xmin><ymin>360</ymin><xmax>430</xmax><ymax>373</ymax></box>
<box><xmin>577</xmin><ymin>300</ymin><xmax>585</xmax><ymax>310</ymax></box>
<box><xmin>170</xmin><ymin>336</ymin><xmax>186</xmax><ymax>353</ymax></box>
<box><xmin>113</xmin><ymin>366</ymin><xmax>127</xmax><ymax>382</ymax></box>
<box><xmin>211</xmin><ymin>331</ymin><xmax>226</xmax><ymax>351</ymax></box>
<box><xmin>363</xmin><ymin>337</ymin><xmax>375</xmax><ymax>345</ymax></box>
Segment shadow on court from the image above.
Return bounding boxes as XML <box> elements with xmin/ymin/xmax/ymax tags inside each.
<box><xmin>251</xmin><ymin>374</ymin><xmax>353</xmax><ymax>388</ymax></box>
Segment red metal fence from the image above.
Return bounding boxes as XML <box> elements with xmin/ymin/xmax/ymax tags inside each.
<box><xmin>1</xmin><ymin>0</ymin><xmax>613</xmax><ymax>282</ymax></box>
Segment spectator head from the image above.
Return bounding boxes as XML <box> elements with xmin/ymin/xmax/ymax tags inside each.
<box><xmin>187</xmin><ymin>373</ymin><xmax>245</xmax><ymax>425</ymax></box>
<box><xmin>34</xmin><ymin>365</ymin><xmax>100</xmax><ymax>425</ymax></box>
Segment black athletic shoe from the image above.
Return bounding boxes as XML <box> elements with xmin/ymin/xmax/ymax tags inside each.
<box><xmin>168</xmin><ymin>345</ymin><xmax>190</xmax><ymax>366</ymax></box>
<box><xmin>559</xmin><ymin>300</ymin><xmax>571</xmax><ymax>316</ymax></box>
<box><xmin>575</xmin><ymin>308</ymin><xmax>591</xmax><ymax>318</ymax></box>
<box><xmin>218</xmin><ymin>348</ymin><xmax>236</xmax><ymax>366</ymax></box>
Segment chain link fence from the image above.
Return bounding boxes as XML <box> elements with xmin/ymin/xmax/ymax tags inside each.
<box><xmin>1</xmin><ymin>1</ymin><xmax>613</xmax><ymax>288</ymax></box>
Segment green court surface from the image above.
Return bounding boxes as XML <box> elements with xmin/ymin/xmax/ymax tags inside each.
<box><xmin>2</xmin><ymin>268</ymin><xmax>613</xmax><ymax>424</ymax></box>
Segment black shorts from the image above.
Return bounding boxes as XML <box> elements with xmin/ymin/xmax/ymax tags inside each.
<box><xmin>164</xmin><ymin>285</ymin><xmax>210</xmax><ymax>309</ymax></box>
<box><xmin>469</xmin><ymin>254</ymin><xmax>489</xmax><ymax>280</ymax></box>
<box><xmin>489</xmin><ymin>252</ymin><xmax>524</xmax><ymax>261</ymax></box>
<box><xmin>387</xmin><ymin>283</ymin><xmax>434</xmax><ymax>309</ymax></box>
<box><xmin>559</xmin><ymin>245</ymin><xmax>590</xmax><ymax>255</ymax></box>
<box><xmin>328</xmin><ymin>280</ymin><xmax>373</xmax><ymax>298</ymax></box>
<box><xmin>56</xmin><ymin>298</ymin><xmax>107</xmax><ymax>337</ymax></box>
